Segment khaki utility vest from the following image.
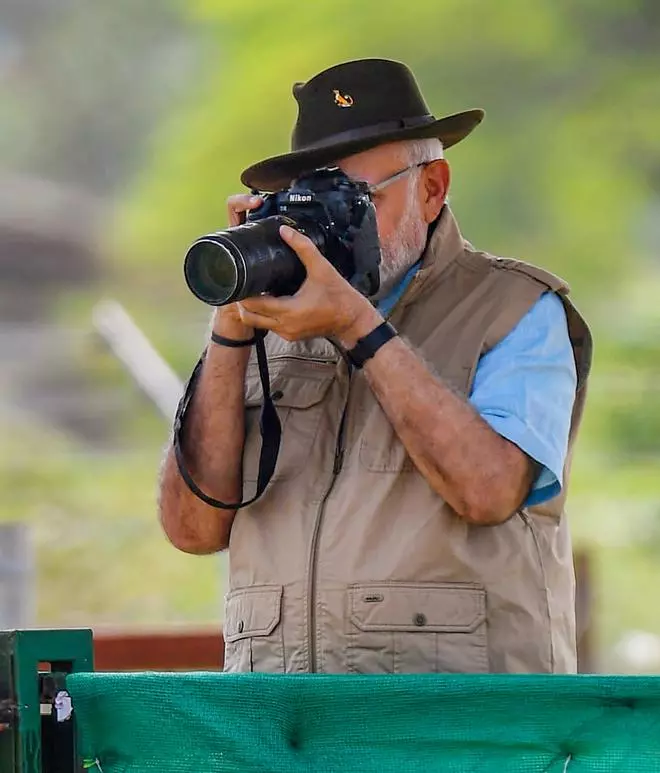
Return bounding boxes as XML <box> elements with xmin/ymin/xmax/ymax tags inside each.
<box><xmin>223</xmin><ymin>207</ymin><xmax>592</xmax><ymax>675</ymax></box>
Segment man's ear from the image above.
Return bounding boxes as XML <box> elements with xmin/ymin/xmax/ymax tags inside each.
<box><xmin>421</xmin><ymin>159</ymin><xmax>451</xmax><ymax>224</ymax></box>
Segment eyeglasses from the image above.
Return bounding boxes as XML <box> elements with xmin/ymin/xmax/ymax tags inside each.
<box><xmin>366</xmin><ymin>160</ymin><xmax>437</xmax><ymax>196</ymax></box>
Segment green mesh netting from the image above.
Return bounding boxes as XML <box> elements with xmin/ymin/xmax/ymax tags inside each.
<box><xmin>67</xmin><ymin>672</ymin><xmax>660</xmax><ymax>772</ymax></box>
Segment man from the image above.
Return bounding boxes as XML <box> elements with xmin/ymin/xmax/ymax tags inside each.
<box><xmin>159</xmin><ymin>59</ymin><xmax>592</xmax><ymax>674</ymax></box>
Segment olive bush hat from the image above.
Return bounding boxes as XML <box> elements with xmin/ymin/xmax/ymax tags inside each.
<box><xmin>241</xmin><ymin>58</ymin><xmax>484</xmax><ymax>191</ymax></box>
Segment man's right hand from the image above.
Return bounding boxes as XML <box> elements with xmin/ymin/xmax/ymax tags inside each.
<box><xmin>213</xmin><ymin>193</ymin><xmax>264</xmax><ymax>334</ymax></box>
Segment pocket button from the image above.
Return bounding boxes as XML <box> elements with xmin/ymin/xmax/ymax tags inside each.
<box><xmin>238</xmin><ymin>620</ymin><xmax>245</xmax><ymax>634</ymax></box>
<box><xmin>413</xmin><ymin>613</ymin><xmax>427</xmax><ymax>627</ymax></box>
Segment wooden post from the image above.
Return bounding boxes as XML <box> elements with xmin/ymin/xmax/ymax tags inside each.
<box><xmin>0</xmin><ymin>524</ymin><xmax>34</xmax><ymax>629</ymax></box>
<box><xmin>574</xmin><ymin>550</ymin><xmax>595</xmax><ymax>673</ymax></box>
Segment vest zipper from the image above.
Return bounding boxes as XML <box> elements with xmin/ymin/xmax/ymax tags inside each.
<box><xmin>333</xmin><ymin>405</ymin><xmax>349</xmax><ymax>474</ymax></box>
<box><xmin>306</xmin><ymin>366</ymin><xmax>352</xmax><ymax>672</ymax></box>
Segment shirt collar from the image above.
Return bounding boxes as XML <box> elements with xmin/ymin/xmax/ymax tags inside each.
<box><xmin>375</xmin><ymin>259</ymin><xmax>422</xmax><ymax>317</ymax></box>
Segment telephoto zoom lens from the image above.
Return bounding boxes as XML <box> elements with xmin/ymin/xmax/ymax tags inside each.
<box><xmin>183</xmin><ymin>216</ymin><xmax>324</xmax><ymax>305</ymax></box>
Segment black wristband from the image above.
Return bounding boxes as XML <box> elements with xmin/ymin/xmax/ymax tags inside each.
<box><xmin>211</xmin><ymin>331</ymin><xmax>258</xmax><ymax>348</ymax></box>
<box><xmin>346</xmin><ymin>321</ymin><xmax>398</xmax><ymax>369</ymax></box>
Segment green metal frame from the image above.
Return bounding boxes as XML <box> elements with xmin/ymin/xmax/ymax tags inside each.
<box><xmin>0</xmin><ymin>629</ymin><xmax>93</xmax><ymax>773</ymax></box>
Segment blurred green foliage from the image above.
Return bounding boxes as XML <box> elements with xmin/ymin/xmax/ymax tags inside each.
<box><xmin>3</xmin><ymin>0</ymin><xmax>660</xmax><ymax>666</ymax></box>
<box><xmin>116</xmin><ymin>0</ymin><xmax>660</xmax><ymax>299</ymax></box>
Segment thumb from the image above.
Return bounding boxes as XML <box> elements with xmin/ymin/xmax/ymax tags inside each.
<box><xmin>279</xmin><ymin>224</ymin><xmax>326</xmax><ymax>274</ymax></box>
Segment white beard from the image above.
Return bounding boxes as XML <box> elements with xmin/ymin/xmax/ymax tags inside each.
<box><xmin>373</xmin><ymin>183</ymin><xmax>428</xmax><ymax>301</ymax></box>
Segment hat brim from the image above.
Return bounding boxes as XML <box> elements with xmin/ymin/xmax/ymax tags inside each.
<box><xmin>240</xmin><ymin>109</ymin><xmax>484</xmax><ymax>192</ymax></box>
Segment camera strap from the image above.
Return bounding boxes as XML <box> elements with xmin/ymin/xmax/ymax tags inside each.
<box><xmin>173</xmin><ymin>330</ymin><xmax>281</xmax><ymax>510</ymax></box>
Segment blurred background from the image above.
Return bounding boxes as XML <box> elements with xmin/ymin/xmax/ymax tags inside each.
<box><xmin>0</xmin><ymin>0</ymin><xmax>659</xmax><ymax>672</ymax></box>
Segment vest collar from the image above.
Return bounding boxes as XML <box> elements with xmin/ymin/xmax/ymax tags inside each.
<box><xmin>396</xmin><ymin>205</ymin><xmax>465</xmax><ymax>311</ymax></box>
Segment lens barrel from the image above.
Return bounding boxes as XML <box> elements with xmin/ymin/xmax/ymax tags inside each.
<box><xmin>184</xmin><ymin>216</ymin><xmax>323</xmax><ymax>306</ymax></box>
<box><xmin>183</xmin><ymin>239</ymin><xmax>243</xmax><ymax>305</ymax></box>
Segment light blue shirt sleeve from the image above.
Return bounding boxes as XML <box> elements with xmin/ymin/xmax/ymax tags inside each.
<box><xmin>468</xmin><ymin>292</ymin><xmax>577</xmax><ymax>507</ymax></box>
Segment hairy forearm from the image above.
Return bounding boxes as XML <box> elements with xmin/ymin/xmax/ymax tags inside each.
<box><xmin>159</xmin><ymin>312</ymin><xmax>251</xmax><ymax>553</ymax></box>
<box><xmin>341</xmin><ymin>308</ymin><xmax>533</xmax><ymax>524</ymax></box>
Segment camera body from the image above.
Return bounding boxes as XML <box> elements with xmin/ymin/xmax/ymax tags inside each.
<box><xmin>183</xmin><ymin>168</ymin><xmax>382</xmax><ymax>306</ymax></box>
<box><xmin>246</xmin><ymin>168</ymin><xmax>382</xmax><ymax>296</ymax></box>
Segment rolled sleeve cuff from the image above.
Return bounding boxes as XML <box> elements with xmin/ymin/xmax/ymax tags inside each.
<box><xmin>480</xmin><ymin>410</ymin><xmax>562</xmax><ymax>507</ymax></box>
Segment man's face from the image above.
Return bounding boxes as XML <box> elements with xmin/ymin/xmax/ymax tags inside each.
<box><xmin>338</xmin><ymin>142</ymin><xmax>435</xmax><ymax>297</ymax></box>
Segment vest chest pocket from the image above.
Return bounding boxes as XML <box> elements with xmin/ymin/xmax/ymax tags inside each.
<box><xmin>346</xmin><ymin>582</ymin><xmax>488</xmax><ymax>674</ymax></box>
<box><xmin>242</xmin><ymin>358</ymin><xmax>335</xmax><ymax>484</ymax></box>
<box><xmin>223</xmin><ymin>585</ymin><xmax>284</xmax><ymax>673</ymax></box>
<box><xmin>359</xmin><ymin>365</ymin><xmax>473</xmax><ymax>472</ymax></box>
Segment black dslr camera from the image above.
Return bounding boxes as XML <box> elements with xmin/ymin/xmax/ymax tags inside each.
<box><xmin>183</xmin><ymin>168</ymin><xmax>382</xmax><ymax>306</ymax></box>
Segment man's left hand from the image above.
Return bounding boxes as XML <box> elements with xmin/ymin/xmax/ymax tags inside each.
<box><xmin>236</xmin><ymin>225</ymin><xmax>382</xmax><ymax>344</ymax></box>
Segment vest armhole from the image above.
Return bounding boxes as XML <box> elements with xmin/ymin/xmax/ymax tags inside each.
<box><xmin>557</xmin><ymin>295</ymin><xmax>594</xmax><ymax>389</ymax></box>
<box><xmin>481</xmin><ymin>277</ymin><xmax>593</xmax><ymax>392</ymax></box>
<box><xmin>482</xmin><ymin>288</ymin><xmax>546</xmax><ymax>354</ymax></box>
<box><xmin>479</xmin><ymin>254</ymin><xmax>574</xmax><ymax>354</ymax></box>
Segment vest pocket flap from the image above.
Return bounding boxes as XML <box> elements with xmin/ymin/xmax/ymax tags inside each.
<box><xmin>245</xmin><ymin>359</ymin><xmax>335</xmax><ymax>409</ymax></box>
<box><xmin>349</xmin><ymin>582</ymin><xmax>486</xmax><ymax>633</ymax></box>
<box><xmin>224</xmin><ymin>585</ymin><xmax>283</xmax><ymax>642</ymax></box>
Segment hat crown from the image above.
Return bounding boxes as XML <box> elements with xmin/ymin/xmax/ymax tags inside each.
<box><xmin>240</xmin><ymin>58</ymin><xmax>484</xmax><ymax>191</ymax></box>
<box><xmin>291</xmin><ymin>59</ymin><xmax>433</xmax><ymax>152</ymax></box>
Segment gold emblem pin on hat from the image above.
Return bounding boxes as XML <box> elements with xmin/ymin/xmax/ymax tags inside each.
<box><xmin>333</xmin><ymin>89</ymin><xmax>354</xmax><ymax>108</ymax></box>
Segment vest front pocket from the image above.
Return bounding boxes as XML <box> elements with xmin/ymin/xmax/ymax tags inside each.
<box><xmin>242</xmin><ymin>358</ymin><xmax>335</xmax><ymax>484</ymax></box>
<box><xmin>223</xmin><ymin>585</ymin><xmax>284</xmax><ymax>673</ymax></box>
<box><xmin>346</xmin><ymin>582</ymin><xmax>488</xmax><ymax>674</ymax></box>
